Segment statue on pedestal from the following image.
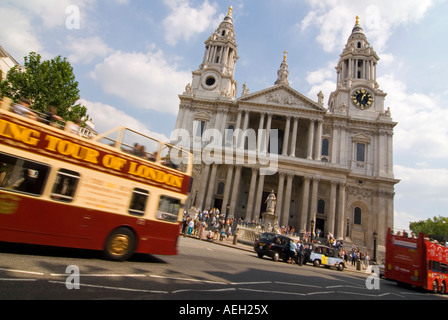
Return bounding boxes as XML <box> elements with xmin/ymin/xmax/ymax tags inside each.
<box><xmin>262</xmin><ymin>190</ymin><xmax>280</xmax><ymax>233</ymax></box>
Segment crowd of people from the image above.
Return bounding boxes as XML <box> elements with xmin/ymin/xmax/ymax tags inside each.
<box><xmin>1</xmin><ymin>96</ymin><xmax>82</xmax><ymax>136</ymax></box>
<box><xmin>181</xmin><ymin>208</ymin><xmax>238</xmax><ymax>242</ymax></box>
<box><xmin>181</xmin><ymin>207</ymin><xmax>377</xmax><ymax>270</ymax></box>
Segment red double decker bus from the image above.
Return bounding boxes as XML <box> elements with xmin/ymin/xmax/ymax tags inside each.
<box><xmin>0</xmin><ymin>105</ymin><xmax>192</xmax><ymax>261</ymax></box>
<box><xmin>385</xmin><ymin>228</ymin><xmax>448</xmax><ymax>294</ymax></box>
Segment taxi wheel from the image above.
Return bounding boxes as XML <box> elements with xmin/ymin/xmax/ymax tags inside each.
<box><xmin>104</xmin><ymin>227</ymin><xmax>136</xmax><ymax>261</ymax></box>
<box><xmin>273</xmin><ymin>252</ymin><xmax>280</xmax><ymax>262</ymax></box>
<box><xmin>313</xmin><ymin>260</ymin><xmax>320</xmax><ymax>268</ymax></box>
<box><xmin>337</xmin><ymin>263</ymin><xmax>344</xmax><ymax>272</ymax></box>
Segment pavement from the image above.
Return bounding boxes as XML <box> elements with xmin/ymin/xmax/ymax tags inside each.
<box><xmin>186</xmin><ymin>234</ymin><xmax>373</xmax><ymax>276</ymax></box>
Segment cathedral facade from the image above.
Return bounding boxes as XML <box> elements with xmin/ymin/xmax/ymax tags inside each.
<box><xmin>172</xmin><ymin>9</ymin><xmax>399</xmax><ymax>249</ymax></box>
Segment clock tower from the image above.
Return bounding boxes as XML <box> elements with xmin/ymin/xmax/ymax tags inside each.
<box><xmin>329</xmin><ymin>16</ymin><xmax>387</xmax><ymax>119</ymax></box>
<box><xmin>327</xmin><ymin>16</ymin><xmax>397</xmax><ymax>178</ymax></box>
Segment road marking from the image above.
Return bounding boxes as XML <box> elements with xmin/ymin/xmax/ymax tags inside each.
<box><xmin>230</xmin><ymin>281</ymin><xmax>272</xmax><ymax>285</ymax></box>
<box><xmin>0</xmin><ymin>278</ymin><xmax>37</xmax><ymax>282</ymax></box>
<box><xmin>307</xmin><ymin>291</ymin><xmax>335</xmax><ymax>296</ymax></box>
<box><xmin>48</xmin><ymin>281</ymin><xmax>168</xmax><ymax>294</ymax></box>
<box><xmin>149</xmin><ymin>274</ymin><xmax>228</xmax><ymax>285</ymax></box>
<box><xmin>338</xmin><ymin>290</ymin><xmax>406</xmax><ymax>298</ymax></box>
<box><xmin>275</xmin><ymin>281</ymin><xmax>321</xmax><ymax>288</ymax></box>
<box><xmin>326</xmin><ymin>284</ymin><xmax>364</xmax><ymax>289</ymax></box>
<box><xmin>172</xmin><ymin>288</ymin><xmax>236</xmax><ymax>294</ymax></box>
<box><xmin>0</xmin><ymin>268</ymin><xmax>44</xmax><ymax>276</ymax></box>
<box><xmin>50</xmin><ymin>273</ymin><xmax>146</xmax><ymax>278</ymax></box>
<box><xmin>238</xmin><ymin>287</ymin><xmax>307</xmax><ymax>296</ymax></box>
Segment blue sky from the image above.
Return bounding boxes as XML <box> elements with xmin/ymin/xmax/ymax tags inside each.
<box><xmin>1</xmin><ymin>0</ymin><xmax>447</xmax><ymax>231</ymax></box>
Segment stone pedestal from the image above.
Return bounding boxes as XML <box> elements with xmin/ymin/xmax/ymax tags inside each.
<box><xmin>262</xmin><ymin>212</ymin><xmax>279</xmax><ymax>233</ymax></box>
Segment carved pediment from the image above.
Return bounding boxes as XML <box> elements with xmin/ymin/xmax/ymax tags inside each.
<box><xmin>238</xmin><ymin>85</ymin><xmax>326</xmax><ymax>113</ymax></box>
<box><xmin>352</xmin><ymin>132</ymin><xmax>371</xmax><ymax>143</ymax></box>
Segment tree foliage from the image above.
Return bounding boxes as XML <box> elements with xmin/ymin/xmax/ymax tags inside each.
<box><xmin>0</xmin><ymin>52</ymin><xmax>88</xmax><ymax>122</ymax></box>
<box><xmin>409</xmin><ymin>216</ymin><xmax>448</xmax><ymax>237</ymax></box>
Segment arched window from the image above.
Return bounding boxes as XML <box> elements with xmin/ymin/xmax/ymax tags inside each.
<box><xmin>354</xmin><ymin>207</ymin><xmax>362</xmax><ymax>225</ymax></box>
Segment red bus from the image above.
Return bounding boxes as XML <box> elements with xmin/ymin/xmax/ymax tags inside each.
<box><xmin>385</xmin><ymin>228</ymin><xmax>448</xmax><ymax>294</ymax></box>
<box><xmin>0</xmin><ymin>105</ymin><xmax>192</xmax><ymax>261</ymax></box>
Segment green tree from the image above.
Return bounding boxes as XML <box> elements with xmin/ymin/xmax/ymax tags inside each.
<box><xmin>0</xmin><ymin>52</ymin><xmax>87</xmax><ymax>122</ymax></box>
<box><xmin>410</xmin><ymin>216</ymin><xmax>448</xmax><ymax>237</ymax></box>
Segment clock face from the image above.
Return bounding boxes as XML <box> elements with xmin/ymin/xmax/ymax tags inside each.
<box><xmin>351</xmin><ymin>89</ymin><xmax>374</xmax><ymax>110</ymax></box>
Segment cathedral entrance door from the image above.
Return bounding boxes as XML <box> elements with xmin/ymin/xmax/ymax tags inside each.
<box><xmin>316</xmin><ymin>218</ymin><xmax>325</xmax><ymax>238</ymax></box>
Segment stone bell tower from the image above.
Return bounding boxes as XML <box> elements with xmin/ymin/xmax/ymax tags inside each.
<box><xmin>189</xmin><ymin>6</ymin><xmax>238</xmax><ymax>100</ymax></box>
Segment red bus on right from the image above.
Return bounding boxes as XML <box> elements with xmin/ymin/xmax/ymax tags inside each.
<box><xmin>385</xmin><ymin>228</ymin><xmax>448</xmax><ymax>294</ymax></box>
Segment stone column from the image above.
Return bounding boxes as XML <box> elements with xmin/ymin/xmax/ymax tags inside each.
<box><xmin>336</xmin><ymin>182</ymin><xmax>346</xmax><ymax>240</ymax></box>
<box><xmin>307</xmin><ymin>119</ymin><xmax>315</xmax><ymax>160</ymax></box>
<box><xmin>299</xmin><ymin>176</ymin><xmax>311</xmax><ymax>233</ymax></box>
<box><xmin>204</xmin><ymin>164</ymin><xmax>218</xmax><ymax>209</ymax></box>
<box><xmin>282</xmin><ymin>116</ymin><xmax>291</xmax><ymax>156</ymax></box>
<box><xmin>289</xmin><ymin>117</ymin><xmax>299</xmax><ymax>157</ymax></box>
<box><xmin>276</xmin><ymin>172</ymin><xmax>286</xmax><ymax>222</ymax></box>
<box><xmin>258</xmin><ymin>113</ymin><xmax>266</xmax><ymax>153</ymax></box>
<box><xmin>234</xmin><ymin>110</ymin><xmax>243</xmax><ymax>148</ymax></box>
<box><xmin>327</xmin><ymin>180</ymin><xmax>337</xmax><ymax>235</ymax></box>
<box><xmin>314</xmin><ymin>120</ymin><xmax>323</xmax><ymax>161</ymax></box>
<box><xmin>253</xmin><ymin>172</ymin><xmax>266</xmax><ymax>222</ymax></box>
<box><xmin>229</xmin><ymin>165</ymin><xmax>242</xmax><ymax>217</ymax></box>
<box><xmin>197</xmin><ymin>165</ymin><xmax>211</xmax><ymax>210</ymax></box>
<box><xmin>245</xmin><ymin>168</ymin><xmax>258</xmax><ymax>221</ymax></box>
<box><xmin>221</xmin><ymin>165</ymin><xmax>234</xmax><ymax>217</ymax></box>
<box><xmin>282</xmin><ymin>173</ymin><xmax>294</xmax><ymax>227</ymax></box>
<box><xmin>309</xmin><ymin>177</ymin><xmax>320</xmax><ymax>233</ymax></box>
<box><xmin>265</xmin><ymin>113</ymin><xmax>273</xmax><ymax>153</ymax></box>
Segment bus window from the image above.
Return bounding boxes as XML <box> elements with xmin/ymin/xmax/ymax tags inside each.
<box><xmin>0</xmin><ymin>152</ymin><xmax>49</xmax><ymax>196</ymax></box>
<box><xmin>441</xmin><ymin>263</ymin><xmax>447</xmax><ymax>274</ymax></box>
<box><xmin>51</xmin><ymin>169</ymin><xmax>80</xmax><ymax>203</ymax></box>
<box><xmin>129</xmin><ymin>188</ymin><xmax>149</xmax><ymax>216</ymax></box>
<box><xmin>430</xmin><ymin>260</ymin><xmax>440</xmax><ymax>272</ymax></box>
<box><xmin>156</xmin><ymin>196</ymin><xmax>182</xmax><ymax>223</ymax></box>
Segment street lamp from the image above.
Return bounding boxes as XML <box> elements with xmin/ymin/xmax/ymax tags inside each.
<box><xmin>373</xmin><ymin>231</ymin><xmax>378</xmax><ymax>264</ymax></box>
<box><xmin>310</xmin><ymin>219</ymin><xmax>315</xmax><ymax>242</ymax></box>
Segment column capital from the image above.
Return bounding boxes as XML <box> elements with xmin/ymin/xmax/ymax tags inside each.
<box><xmin>277</xmin><ymin>170</ymin><xmax>287</xmax><ymax>177</ymax></box>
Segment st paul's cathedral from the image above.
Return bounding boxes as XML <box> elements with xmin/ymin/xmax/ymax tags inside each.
<box><xmin>172</xmin><ymin>8</ymin><xmax>399</xmax><ymax>250</ymax></box>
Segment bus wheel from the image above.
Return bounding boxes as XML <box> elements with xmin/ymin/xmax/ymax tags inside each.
<box><xmin>104</xmin><ymin>228</ymin><xmax>136</xmax><ymax>261</ymax></box>
<box><xmin>432</xmin><ymin>280</ymin><xmax>439</xmax><ymax>294</ymax></box>
<box><xmin>441</xmin><ymin>282</ymin><xmax>446</xmax><ymax>294</ymax></box>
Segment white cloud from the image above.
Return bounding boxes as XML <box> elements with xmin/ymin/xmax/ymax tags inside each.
<box><xmin>66</xmin><ymin>36</ymin><xmax>114</xmax><ymax>64</ymax></box>
<box><xmin>90</xmin><ymin>48</ymin><xmax>191</xmax><ymax>115</ymax></box>
<box><xmin>0</xmin><ymin>6</ymin><xmax>45</xmax><ymax>61</ymax></box>
<box><xmin>7</xmin><ymin>0</ymin><xmax>88</xmax><ymax>29</ymax></box>
<box><xmin>0</xmin><ymin>0</ymin><xmax>91</xmax><ymax>61</ymax></box>
<box><xmin>394</xmin><ymin>210</ymin><xmax>421</xmax><ymax>232</ymax></box>
<box><xmin>301</xmin><ymin>0</ymin><xmax>434</xmax><ymax>53</ymax></box>
<box><xmin>379</xmin><ymin>74</ymin><xmax>448</xmax><ymax>160</ymax></box>
<box><xmin>162</xmin><ymin>0</ymin><xmax>220</xmax><ymax>46</ymax></box>
<box><xmin>394</xmin><ymin>165</ymin><xmax>448</xmax><ymax>203</ymax></box>
<box><xmin>79</xmin><ymin>99</ymin><xmax>168</xmax><ymax>142</ymax></box>
<box><xmin>393</xmin><ymin>164</ymin><xmax>448</xmax><ymax>231</ymax></box>
<box><xmin>305</xmin><ymin>61</ymin><xmax>337</xmax><ymax>102</ymax></box>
